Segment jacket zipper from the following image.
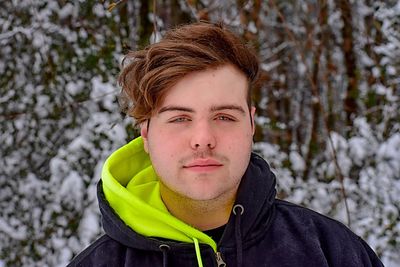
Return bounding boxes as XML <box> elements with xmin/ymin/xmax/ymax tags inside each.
<box><xmin>215</xmin><ymin>251</ymin><xmax>226</xmax><ymax>267</ymax></box>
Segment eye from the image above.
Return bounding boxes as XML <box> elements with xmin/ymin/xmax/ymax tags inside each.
<box><xmin>215</xmin><ymin>115</ymin><xmax>235</xmax><ymax>121</ymax></box>
<box><xmin>168</xmin><ymin>116</ymin><xmax>191</xmax><ymax>123</ymax></box>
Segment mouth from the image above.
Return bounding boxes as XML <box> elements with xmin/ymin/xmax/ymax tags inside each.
<box><xmin>183</xmin><ymin>159</ymin><xmax>223</xmax><ymax>172</ymax></box>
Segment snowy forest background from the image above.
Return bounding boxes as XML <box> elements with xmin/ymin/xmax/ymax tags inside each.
<box><xmin>0</xmin><ymin>0</ymin><xmax>399</xmax><ymax>266</ymax></box>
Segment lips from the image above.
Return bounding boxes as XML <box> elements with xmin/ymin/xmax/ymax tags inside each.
<box><xmin>183</xmin><ymin>159</ymin><xmax>223</xmax><ymax>172</ymax></box>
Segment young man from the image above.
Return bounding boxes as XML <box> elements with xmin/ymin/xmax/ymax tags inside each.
<box><xmin>69</xmin><ymin>22</ymin><xmax>383</xmax><ymax>267</ymax></box>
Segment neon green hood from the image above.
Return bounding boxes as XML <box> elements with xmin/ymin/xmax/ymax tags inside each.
<box><xmin>101</xmin><ymin>136</ymin><xmax>217</xmax><ymax>253</ymax></box>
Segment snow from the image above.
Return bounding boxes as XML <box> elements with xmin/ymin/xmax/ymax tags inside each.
<box><xmin>297</xmin><ymin>62</ymin><xmax>307</xmax><ymax>75</ymax></box>
<box><xmin>261</xmin><ymin>60</ymin><xmax>281</xmax><ymax>71</ymax></box>
<box><xmin>78</xmin><ymin>209</ymin><xmax>101</xmax><ymax>246</ymax></box>
<box><xmin>289</xmin><ymin>150</ymin><xmax>305</xmax><ymax>172</ymax></box>
<box><xmin>387</xmin><ymin>65</ymin><xmax>396</xmax><ymax>75</ymax></box>
<box><xmin>247</xmin><ymin>21</ymin><xmax>257</xmax><ymax>34</ymax></box>
<box><xmin>91</xmin><ymin>76</ymin><xmax>119</xmax><ymax>111</ymax></box>
<box><xmin>66</xmin><ymin>80</ymin><xmax>85</xmax><ymax>96</ymax></box>
<box><xmin>348</xmin><ymin>137</ymin><xmax>369</xmax><ymax>165</ymax></box>
<box><xmin>92</xmin><ymin>3</ymin><xmax>106</xmax><ymax>17</ymax></box>
<box><xmin>375</xmin><ymin>83</ymin><xmax>389</xmax><ymax>95</ymax></box>
<box><xmin>377</xmin><ymin>133</ymin><xmax>400</xmax><ymax>166</ymax></box>
<box><xmin>0</xmin><ymin>218</ymin><xmax>27</xmax><ymax>241</ymax></box>
<box><xmin>58</xmin><ymin>3</ymin><xmax>75</xmax><ymax>20</ymax></box>
<box><xmin>32</xmin><ymin>31</ymin><xmax>46</xmax><ymax>48</ymax></box>
<box><xmin>59</xmin><ymin>171</ymin><xmax>84</xmax><ymax>210</ymax></box>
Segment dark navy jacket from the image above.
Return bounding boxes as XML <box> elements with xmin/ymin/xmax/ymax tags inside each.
<box><xmin>68</xmin><ymin>153</ymin><xmax>384</xmax><ymax>267</ymax></box>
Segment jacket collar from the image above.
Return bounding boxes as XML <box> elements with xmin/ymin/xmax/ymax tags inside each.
<box><xmin>219</xmin><ymin>153</ymin><xmax>276</xmax><ymax>248</ymax></box>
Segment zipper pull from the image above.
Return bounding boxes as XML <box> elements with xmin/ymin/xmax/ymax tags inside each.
<box><xmin>215</xmin><ymin>252</ymin><xmax>226</xmax><ymax>267</ymax></box>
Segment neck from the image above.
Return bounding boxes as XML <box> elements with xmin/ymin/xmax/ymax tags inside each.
<box><xmin>160</xmin><ymin>183</ymin><xmax>236</xmax><ymax>231</ymax></box>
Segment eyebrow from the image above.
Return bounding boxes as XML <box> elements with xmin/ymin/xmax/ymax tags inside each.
<box><xmin>158</xmin><ymin>106</ymin><xmax>195</xmax><ymax>114</ymax></box>
<box><xmin>210</xmin><ymin>104</ymin><xmax>246</xmax><ymax>115</ymax></box>
<box><xmin>158</xmin><ymin>104</ymin><xmax>246</xmax><ymax>115</ymax></box>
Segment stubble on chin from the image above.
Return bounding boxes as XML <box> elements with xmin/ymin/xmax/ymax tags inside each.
<box><xmin>158</xmin><ymin>176</ymin><xmax>238</xmax><ymax>213</ymax></box>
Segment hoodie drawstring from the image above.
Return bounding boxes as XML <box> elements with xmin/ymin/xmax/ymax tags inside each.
<box><xmin>233</xmin><ymin>204</ymin><xmax>244</xmax><ymax>267</ymax></box>
<box><xmin>159</xmin><ymin>244</ymin><xmax>170</xmax><ymax>267</ymax></box>
<box><xmin>193</xmin><ymin>237</ymin><xmax>204</xmax><ymax>267</ymax></box>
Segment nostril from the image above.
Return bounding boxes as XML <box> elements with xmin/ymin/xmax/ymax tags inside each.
<box><xmin>208</xmin><ymin>142</ymin><xmax>216</xmax><ymax>149</ymax></box>
<box><xmin>193</xmin><ymin>143</ymin><xmax>214</xmax><ymax>149</ymax></box>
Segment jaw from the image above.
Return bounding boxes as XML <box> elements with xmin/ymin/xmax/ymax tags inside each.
<box><xmin>159</xmin><ymin>179</ymin><xmax>238</xmax><ymax>230</ymax></box>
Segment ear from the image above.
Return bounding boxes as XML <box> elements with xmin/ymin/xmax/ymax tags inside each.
<box><xmin>140</xmin><ymin>121</ymin><xmax>149</xmax><ymax>153</ymax></box>
<box><xmin>250</xmin><ymin>106</ymin><xmax>256</xmax><ymax>136</ymax></box>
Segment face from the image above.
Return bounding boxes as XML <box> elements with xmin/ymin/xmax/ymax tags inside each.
<box><xmin>141</xmin><ymin>64</ymin><xmax>255</xmax><ymax>203</ymax></box>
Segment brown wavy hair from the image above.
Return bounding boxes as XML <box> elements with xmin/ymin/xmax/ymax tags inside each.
<box><xmin>118</xmin><ymin>22</ymin><xmax>260</xmax><ymax>125</ymax></box>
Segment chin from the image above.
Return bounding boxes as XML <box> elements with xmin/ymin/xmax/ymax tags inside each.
<box><xmin>184</xmin><ymin>188</ymin><xmax>228</xmax><ymax>202</ymax></box>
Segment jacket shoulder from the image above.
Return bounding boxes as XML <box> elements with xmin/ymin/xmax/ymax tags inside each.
<box><xmin>271</xmin><ymin>199</ymin><xmax>384</xmax><ymax>267</ymax></box>
<box><xmin>274</xmin><ymin>199</ymin><xmax>352</xmax><ymax>228</ymax></box>
<box><xmin>67</xmin><ymin>235</ymin><xmax>127</xmax><ymax>267</ymax></box>
<box><xmin>273</xmin><ymin>199</ymin><xmax>366</xmax><ymax>243</ymax></box>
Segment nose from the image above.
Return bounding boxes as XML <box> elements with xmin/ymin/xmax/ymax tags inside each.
<box><xmin>190</xmin><ymin>121</ymin><xmax>216</xmax><ymax>150</ymax></box>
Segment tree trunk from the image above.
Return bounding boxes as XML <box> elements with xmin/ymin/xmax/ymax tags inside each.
<box><xmin>338</xmin><ymin>0</ymin><xmax>358</xmax><ymax>127</ymax></box>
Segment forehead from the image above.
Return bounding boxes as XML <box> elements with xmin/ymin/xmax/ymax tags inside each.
<box><xmin>158</xmin><ymin>64</ymin><xmax>248</xmax><ymax>111</ymax></box>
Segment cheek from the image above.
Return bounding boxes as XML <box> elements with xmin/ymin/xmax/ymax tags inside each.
<box><xmin>222</xmin><ymin>129</ymin><xmax>253</xmax><ymax>148</ymax></box>
<box><xmin>148</xmin><ymin>133</ymin><xmax>183</xmax><ymax>160</ymax></box>
<box><xmin>223</xmin><ymin>133</ymin><xmax>253</xmax><ymax>167</ymax></box>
